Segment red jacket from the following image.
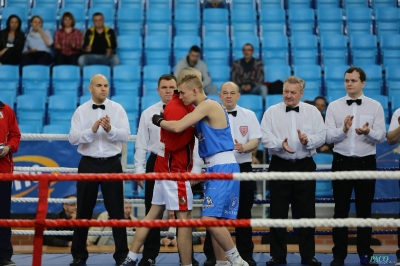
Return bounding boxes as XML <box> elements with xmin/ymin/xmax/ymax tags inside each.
<box><xmin>154</xmin><ymin>93</ymin><xmax>195</xmax><ymax>173</ymax></box>
<box><xmin>0</xmin><ymin>102</ymin><xmax>21</xmax><ymax>173</ymax></box>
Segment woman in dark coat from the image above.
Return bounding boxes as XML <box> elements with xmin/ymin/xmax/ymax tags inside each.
<box><xmin>0</xmin><ymin>15</ymin><xmax>25</xmax><ymax>65</ymax></box>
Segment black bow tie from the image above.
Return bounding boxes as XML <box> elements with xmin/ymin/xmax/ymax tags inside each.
<box><xmin>346</xmin><ymin>99</ymin><xmax>362</xmax><ymax>106</ymax></box>
<box><xmin>286</xmin><ymin>106</ymin><xmax>299</xmax><ymax>112</ymax></box>
<box><xmin>227</xmin><ymin>111</ymin><xmax>237</xmax><ymax>117</ymax></box>
<box><xmin>92</xmin><ymin>104</ymin><xmax>105</xmax><ymax>110</ymax></box>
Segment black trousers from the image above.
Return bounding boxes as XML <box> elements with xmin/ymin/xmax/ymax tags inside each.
<box><xmin>269</xmin><ymin>155</ymin><xmax>316</xmax><ymax>259</ymax></box>
<box><xmin>141</xmin><ymin>153</ymin><xmax>160</xmax><ymax>261</ymax></box>
<box><xmin>203</xmin><ymin>162</ymin><xmax>255</xmax><ymax>260</ymax></box>
<box><xmin>71</xmin><ymin>156</ymin><xmax>128</xmax><ymax>263</ymax></box>
<box><xmin>331</xmin><ymin>153</ymin><xmax>376</xmax><ymax>260</ymax></box>
<box><xmin>20</xmin><ymin>51</ymin><xmax>53</xmax><ymax>67</ymax></box>
<box><xmin>54</xmin><ymin>53</ymin><xmax>80</xmax><ymax>66</ymax></box>
<box><xmin>0</xmin><ymin>181</ymin><xmax>12</xmax><ymax>260</ymax></box>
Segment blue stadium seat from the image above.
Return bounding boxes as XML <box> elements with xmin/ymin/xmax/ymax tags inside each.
<box><xmin>237</xmin><ymin>95</ymin><xmax>264</xmax><ymax>121</ymax></box>
<box><xmin>1</xmin><ymin>94</ymin><xmax>16</xmax><ymax>108</ymax></box>
<box><xmin>317</xmin><ymin>8</ymin><xmax>344</xmax><ymax>35</ymax></box>
<box><xmin>175</xmin><ymin>23</ymin><xmax>200</xmax><ymax>36</ymax></box>
<box><xmin>320</xmin><ymin>34</ymin><xmax>348</xmax><ymax>66</ymax></box>
<box><xmin>315</xmin><ymin>177</ymin><xmax>333</xmax><ymax>197</ymax></box>
<box><xmin>262</xmin><ymin>35</ymin><xmax>289</xmax><ymax>66</ymax></box>
<box><xmin>91</xmin><ymin>0</ymin><xmax>116</xmax><ymax>9</ymax></box>
<box><xmin>21</xmin><ymin>65</ymin><xmax>50</xmax><ymax>98</ymax></box>
<box><xmin>260</xmin><ymin>22</ymin><xmax>287</xmax><ymax>37</ymax></box>
<box><xmin>203</xmin><ymin>35</ymin><xmax>230</xmax><ymax>65</ymax></box>
<box><xmin>259</xmin><ymin>8</ymin><xmax>286</xmax><ymax>36</ymax></box>
<box><xmin>42</xmin><ymin>124</ymin><xmax>71</xmax><ymax>134</ymax></box>
<box><xmin>143</xmin><ymin>65</ymin><xmax>171</xmax><ymax>95</ymax></box>
<box><xmin>290</xmin><ymin>34</ymin><xmax>318</xmax><ymax>65</ymax></box>
<box><xmin>375</xmin><ymin>8</ymin><xmax>400</xmax><ymax>37</ymax></box>
<box><xmin>380</xmin><ymin>35</ymin><xmax>400</xmax><ymax>67</ymax></box>
<box><xmin>386</xmin><ymin>65</ymin><xmax>400</xmax><ymax>97</ymax></box>
<box><xmin>34</xmin><ymin>0</ymin><xmax>60</xmax><ymax>9</ymax></box>
<box><xmin>52</xmin><ymin>65</ymin><xmax>80</xmax><ymax>96</ymax></box>
<box><xmin>343</xmin><ymin>0</ymin><xmax>368</xmax><ymax>8</ymax></box>
<box><xmin>345</xmin><ymin>7</ymin><xmax>373</xmax><ymax>35</ymax></box>
<box><xmin>174</xmin><ymin>8</ymin><xmax>200</xmax><ymax>24</ymax></box>
<box><xmin>315</xmin><ymin>0</ymin><xmax>339</xmax><ymax>8</ymax></box>
<box><xmin>231</xmin><ymin>22</ymin><xmax>258</xmax><ymax>37</ymax></box>
<box><xmin>59</xmin><ymin>7</ymin><xmax>86</xmax><ymax>32</ymax></box>
<box><xmin>174</xmin><ymin>0</ymin><xmax>199</xmax><ymax>9</ymax></box>
<box><xmin>203</xmin><ymin>50</ymin><xmax>230</xmax><ymax>66</ymax></box>
<box><xmin>288</xmin><ymin>0</ymin><xmax>312</xmax><ymax>9</ymax></box>
<box><xmin>1</xmin><ymin>7</ymin><xmax>28</xmax><ymax>31</ymax></box>
<box><xmin>350</xmin><ymin>34</ymin><xmax>377</xmax><ymax>65</ymax></box>
<box><xmin>173</xmin><ymin>35</ymin><xmax>201</xmax><ymax>64</ymax></box>
<box><xmin>324</xmin><ymin>65</ymin><xmax>349</xmax><ymax>92</ymax></box>
<box><xmin>208</xmin><ymin>65</ymin><xmax>230</xmax><ymax>90</ymax></box>
<box><xmin>30</xmin><ymin>7</ymin><xmax>57</xmax><ymax>35</ymax></box>
<box><xmin>202</xmin><ymin>23</ymin><xmax>229</xmax><ymax>36</ymax></box>
<box><xmin>48</xmin><ymin>95</ymin><xmax>78</xmax><ymax>125</ymax></box>
<box><xmin>79</xmin><ymin>94</ymin><xmax>92</xmax><ymax>105</ymax></box>
<box><xmin>232</xmin><ymin>35</ymin><xmax>260</xmax><ymax>60</ymax></box>
<box><xmin>294</xmin><ymin>65</ymin><xmax>322</xmax><ymax>95</ymax></box>
<box><xmin>229</xmin><ymin>0</ymin><xmax>256</xmax><ymax>9</ymax></box>
<box><xmin>119</xmin><ymin>51</ymin><xmax>142</xmax><ymax>66</ymax></box>
<box><xmin>288</xmin><ymin>8</ymin><xmax>315</xmax><ymax>36</ymax></box>
<box><xmin>141</xmin><ymin>95</ymin><xmax>160</xmax><ymax>111</ymax></box>
<box><xmin>145</xmin><ymin>22</ymin><xmax>172</xmax><ymax>36</ymax></box>
<box><xmin>146</xmin><ymin>8</ymin><xmax>172</xmax><ymax>24</ymax></box>
<box><xmin>111</xmin><ymin>95</ymin><xmax>139</xmax><ymax>133</ymax></box>
<box><xmin>358</xmin><ymin>64</ymin><xmax>383</xmax><ymax>94</ymax></box>
<box><xmin>206</xmin><ymin>94</ymin><xmax>221</xmax><ymax>102</ymax></box>
<box><xmin>203</xmin><ymin>8</ymin><xmax>229</xmax><ymax>24</ymax></box>
<box><xmin>266</xmin><ymin>94</ymin><xmax>283</xmax><ymax>109</ymax></box>
<box><xmin>231</xmin><ymin>9</ymin><xmax>257</xmax><ymax>24</ymax></box>
<box><xmin>5</xmin><ymin>0</ymin><xmax>31</xmax><ymax>8</ymax></box>
<box><xmin>62</xmin><ymin>0</ymin><xmax>88</xmax><ymax>9</ymax></box>
<box><xmin>371</xmin><ymin>0</ymin><xmax>396</xmax><ymax>8</ymax></box>
<box><xmin>369</xmin><ymin>94</ymin><xmax>389</xmax><ymax>122</ymax></box>
<box><xmin>113</xmin><ymin>65</ymin><xmax>141</xmax><ymax>96</ymax></box>
<box><xmin>258</xmin><ymin>0</ymin><xmax>283</xmax><ymax>8</ymax></box>
<box><xmin>117</xmin><ymin>35</ymin><xmax>142</xmax><ymax>52</ymax></box>
<box><xmin>302</xmin><ymin>90</ymin><xmax>320</xmax><ymax>102</ymax></box>
<box><xmin>19</xmin><ymin>124</ymin><xmax>41</xmax><ymax>133</ymax></box>
<box><xmin>0</xmin><ymin>65</ymin><xmax>19</xmax><ymax>97</ymax></box>
<box><xmin>82</xmin><ymin>65</ymin><xmax>111</xmax><ymax>95</ymax></box>
<box><xmin>116</xmin><ymin>8</ymin><xmax>143</xmax><ymax>36</ymax></box>
<box><xmin>113</xmin><ymin>82</ymin><xmax>140</xmax><ymax>97</ymax></box>
<box><xmin>264</xmin><ymin>65</ymin><xmax>291</xmax><ymax>82</ymax></box>
<box><xmin>391</xmin><ymin>96</ymin><xmax>400</xmax><ymax>115</ymax></box>
<box><xmin>144</xmin><ymin>35</ymin><xmax>171</xmax><ymax>65</ymax></box>
<box><xmin>88</xmin><ymin>7</ymin><xmax>115</xmax><ymax>28</ymax></box>
<box><xmin>326</xmin><ymin>90</ymin><xmax>345</xmax><ymax>102</ymax></box>
<box><xmin>118</xmin><ymin>0</ymin><xmax>143</xmax><ymax>9</ymax></box>
<box><xmin>17</xmin><ymin>94</ymin><xmax>46</xmax><ymax>131</ymax></box>
<box><xmin>146</xmin><ymin>0</ymin><xmax>172</xmax><ymax>9</ymax></box>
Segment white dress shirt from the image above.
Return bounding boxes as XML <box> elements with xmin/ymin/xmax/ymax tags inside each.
<box><xmin>261</xmin><ymin>101</ymin><xmax>326</xmax><ymax>160</ymax></box>
<box><xmin>69</xmin><ymin>98</ymin><xmax>130</xmax><ymax>158</ymax></box>
<box><xmin>389</xmin><ymin>108</ymin><xmax>400</xmax><ymax>153</ymax></box>
<box><xmin>134</xmin><ymin>102</ymin><xmax>203</xmax><ymax>174</ymax></box>
<box><xmin>325</xmin><ymin>94</ymin><xmax>386</xmax><ymax>157</ymax></box>
<box><xmin>228</xmin><ymin>105</ymin><xmax>262</xmax><ymax>164</ymax></box>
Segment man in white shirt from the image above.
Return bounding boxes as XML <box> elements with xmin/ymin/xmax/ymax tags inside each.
<box><xmin>68</xmin><ymin>74</ymin><xmax>130</xmax><ymax>266</ymax></box>
<box><xmin>203</xmin><ymin>82</ymin><xmax>261</xmax><ymax>266</ymax></box>
<box><xmin>261</xmin><ymin>76</ymin><xmax>325</xmax><ymax>266</ymax></box>
<box><xmin>325</xmin><ymin>67</ymin><xmax>386</xmax><ymax>266</ymax></box>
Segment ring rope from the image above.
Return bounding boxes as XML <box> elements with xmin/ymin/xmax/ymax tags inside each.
<box><xmin>3</xmin><ymin>171</ymin><xmax>400</xmax><ymax>182</ymax></box>
<box><xmin>2</xmin><ymin>218</ymin><xmax>400</xmax><ymax>228</ymax></box>
<box><xmin>21</xmin><ymin>133</ymin><xmax>136</xmax><ymax>141</ymax></box>
<box><xmin>13</xmin><ymin>167</ymin><xmax>135</xmax><ymax>173</ymax></box>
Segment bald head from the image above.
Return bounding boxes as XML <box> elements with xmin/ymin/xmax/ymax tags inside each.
<box><xmin>90</xmin><ymin>74</ymin><xmax>108</xmax><ymax>86</ymax></box>
<box><xmin>219</xmin><ymin>81</ymin><xmax>240</xmax><ymax>111</ymax></box>
<box><xmin>89</xmin><ymin>74</ymin><xmax>109</xmax><ymax>104</ymax></box>
<box><xmin>177</xmin><ymin>67</ymin><xmax>202</xmax><ymax>84</ymax></box>
<box><xmin>220</xmin><ymin>82</ymin><xmax>239</xmax><ymax>93</ymax></box>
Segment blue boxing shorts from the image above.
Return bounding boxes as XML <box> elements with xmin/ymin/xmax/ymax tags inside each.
<box><xmin>202</xmin><ymin>162</ymin><xmax>241</xmax><ymax>219</ymax></box>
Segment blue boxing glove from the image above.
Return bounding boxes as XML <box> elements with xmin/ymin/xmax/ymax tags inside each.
<box><xmin>152</xmin><ymin>113</ymin><xmax>164</xmax><ymax>127</ymax></box>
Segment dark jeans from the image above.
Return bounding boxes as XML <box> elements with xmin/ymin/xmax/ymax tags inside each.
<box><xmin>269</xmin><ymin>155</ymin><xmax>317</xmax><ymax>259</ymax></box>
<box><xmin>331</xmin><ymin>153</ymin><xmax>376</xmax><ymax>260</ymax></box>
<box><xmin>204</xmin><ymin>162</ymin><xmax>255</xmax><ymax>260</ymax></box>
<box><xmin>71</xmin><ymin>155</ymin><xmax>128</xmax><ymax>263</ymax></box>
<box><xmin>20</xmin><ymin>51</ymin><xmax>53</xmax><ymax>67</ymax></box>
<box><xmin>0</xmin><ymin>181</ymin><xmax>12</xmax><ymax>260</ymax></box>
<box><xmin>54</xmin><ymin>53</ymin><xmax>80</xmax><ymax>65</ymax></box>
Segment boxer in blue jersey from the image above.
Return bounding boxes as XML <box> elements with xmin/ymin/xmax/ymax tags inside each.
<box><xmin>152</xmin><ymin>74</ymin><xmax>248</xmax><ymax>266</ymax></box>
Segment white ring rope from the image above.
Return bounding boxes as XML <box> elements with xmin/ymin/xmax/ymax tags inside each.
<box><xmin>13</xmin><ymin>167</ymin><xmax>135</xmax><ymax>173</ymax></box>
<box><xmin>21</xmin><ymin>134</ymin><xmax>137</xmax><ymax>141</ymax></box>
<box><xmin>11</xmin><ymin>230</ymin><xmax>203</xmax><ymax>237</ymax></box>
<box><xmin>11</xmin><ymin>198</ymin><xmax>205</xmax><ymax>205</ymax></box>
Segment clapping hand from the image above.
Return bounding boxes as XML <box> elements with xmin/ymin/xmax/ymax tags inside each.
<box><xmin>355</xmin><ymin>122</ymin><xmax>370</xmax><ymax>135</ymax></box>
<box><xmin>297</xmin><ymin>129</ymin><xmax>308</xmax><ymax>145</ymax></box>
<box><xmin>282</xmin><ymin>138</ymin><xmax>295</xmax><ymax>154</ymax></box>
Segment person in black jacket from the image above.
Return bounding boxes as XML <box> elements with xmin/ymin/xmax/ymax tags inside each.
<box><xmin>44</xmin><ymin>195</ymin><xmax>82</xmax><ymax>247</ymax></box>
<box><xmin>0</xmin><ymin>15</ymin><xmax>25</xmax><ymax>65</ymax></box>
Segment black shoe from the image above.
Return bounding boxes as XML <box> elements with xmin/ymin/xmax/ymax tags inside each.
<box><xmin>138</xmin><ymin>258</ymin><xmax>155</xmax><ymax>266</ymax></box>
<box><xmin>245</xmin><ymin>258</ymin><xmax>257</xmax><ymax>266</ymax></box>
<box><xmin>0</xmin><ymin>259</ymin><xmax>16</xmax><ymax>266</ymax></box>
<box><xmin>330</xmin><ymin>259</ymin><xmax>344</xmax><ymax>266</ymax></box>
<box><xmin>192</xmin><ymin>257</ymin><xmax>199</xmax><ymax>266</ymax></box>
<box><xmin>204</xmin><ymin>258</ymin><xmax>216</xmax><ymax>266</ymax></box>
<box><xmin>69</xmin><ymin>259</ymin><xmax>87</xmax><ymax>266</ymax></box>
<box><xmin>359</xmin><ymin>255</ymin><xmax>378</xmax><ymax>266</ymax></box>
<box><xmin>266</xmin><ymin>258</ymin><xmax>287</xmax><ymax>265</ymax></box>
<box><xmin>301</xmin><ymin>257</ymin><xmax>322</xmax><ymax>266</ymax></box>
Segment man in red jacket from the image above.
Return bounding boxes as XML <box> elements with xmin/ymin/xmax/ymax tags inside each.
<box><xmin>0</xmin><ymin>100</ymin><xmax>21</xmax><ymax>266</ymax></box>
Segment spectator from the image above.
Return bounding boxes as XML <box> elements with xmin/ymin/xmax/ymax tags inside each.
<box><xmin>21</xmin><ymin>15</ymin><xmax>53</xmax><ymax>67</ymax></box>
<box><xmin>54</xmin><ymin>12</ymin><xmax>83</xmax><ymax>65</ymax></box>
<box><xmin>313</xmin><ymin>96</ymin><xmax>333</xmax><ymax>154</ymax></box>
<box><xmin>78</xmin><ymin>12</ymin><xmax>119</xmax><ymax>68</ymax></box>
<box><xmin>88</xmin><ymin>201</ymin><xmax>137</xmax><ymax>245</ymax></box>
<box><xmin>44</xmin><ymin>195</ymin><xmax>81</xmax><ymax>247</ymax></box>
<box><xmin>174</xmin><ymin>45</ymin><xmax>218</xmax><ymax>95</ymax></box>
<box><xmin>231</xmin><ymin>43</ymin><xmax>267</xmax><ymax>98</ymax></box>
<box><xmin>0</xmin><ymin>15</ymin><xmax>25</xmax><ymax>65</ymax></box>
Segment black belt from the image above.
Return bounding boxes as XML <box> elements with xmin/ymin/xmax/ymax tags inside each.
<box><xmin>83</xmin><ymin>153</ymin><xmax>121</xmax><ymax>161</ymax></box>
<box><xmin>272</xmin><ymin>155</ymin><xmax>312</xmax><ymax>164</ymax></box>
<box><xmin>333</xmin><ymin>152</ymin><xmax>375</xmax><ymax>162</ymax></box>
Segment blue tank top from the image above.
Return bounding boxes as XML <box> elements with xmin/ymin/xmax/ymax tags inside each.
<box><xmin>195</xmin><ymin>97</ymin><xmax>234</xmax><ymax>158</ymax></box>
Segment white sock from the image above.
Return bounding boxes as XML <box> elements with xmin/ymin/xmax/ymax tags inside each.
<box><xmin>182</xmin><ymin>264</ymin><xmax>192</xmax><ymax>266</ymax></box>
<box><xmin>216</xmin><ymin>260</ymin><xmax>230</xmax><ymax>265</ymax></box>
<box><xmin>127</xmin><ymin>251</ymin><xmax>138</xmax><ymax>261</ymax></box>
<box><xmin>226</xmin><ymin>246</ymin><xmax>241</xmax><ymax>263</ymax></box>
